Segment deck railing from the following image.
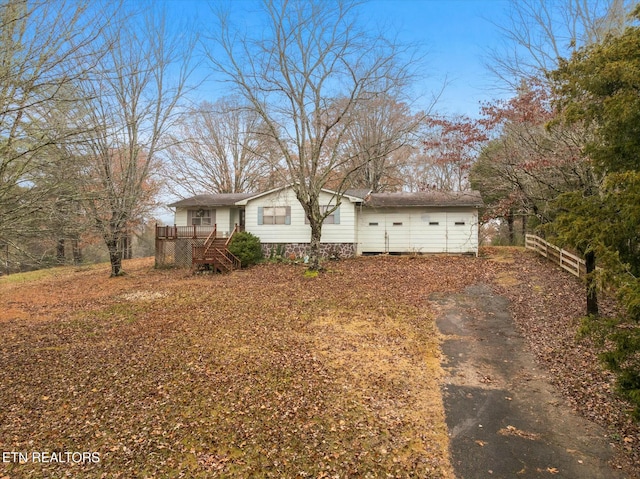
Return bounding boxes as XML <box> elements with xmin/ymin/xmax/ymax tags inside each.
<box><xmin>155</xmin><ymin>224</ymin><xmax>217</xmax><ymax>240</ymax></box>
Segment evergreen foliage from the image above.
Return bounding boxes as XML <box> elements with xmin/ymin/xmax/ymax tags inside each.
<box><xmin>549</xmin><ymin>8</ymin><xmax>640</xmax><ymax>418</ymax></box>
<box><xmin>228</xmin><ymin>232</ymin><xmax>263</xmax><ymax>268</ymax></box>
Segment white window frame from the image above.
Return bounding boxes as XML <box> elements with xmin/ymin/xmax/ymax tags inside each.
<box><xmin>190</xmin><ymin>209</ymin><xmax>212</xmax><ymax>226</ymax></box>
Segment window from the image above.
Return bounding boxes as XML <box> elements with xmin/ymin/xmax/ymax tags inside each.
<box><xmin>258</xmin><ymin>206</ymin><xmax>291</xmax><ymax>225</ymax></box>
<box><xmin>305</xmin><ymin>206</ymin><xmax>340</xmax><ymax>225</ymax></box>
<box><xmin>263</xmin><ymin>206</ymin><xmax>287</xmax><ymax>225</ymax></box>
<box><xmin>189</xmin><ymin>209</ymin><xmax>212</xmax><ymax>226</ymax></box>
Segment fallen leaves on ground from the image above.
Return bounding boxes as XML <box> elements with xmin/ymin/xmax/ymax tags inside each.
<box><xmin>0</xmin><ymin>251</ymin><xmax>638</xmax><ymax>478</ymax></box>
<box><xmin>497</xmin><ymin>425</ymin><xmax>541</xmax><ymax>441</ymax></box>
<box><xmin>484</xmin><ymin>247</ymin><xmax>640</xmax><ymax>475</ymax></box>
<box><xmin>0</xmin><ymin>256</ymin><xmax>477</xmax><ymax>478</ymax></box>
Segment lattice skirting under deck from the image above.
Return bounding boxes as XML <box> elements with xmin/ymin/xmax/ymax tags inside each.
<box><xmin>155</xmin><ymin>238</ymin><xmax>206</xmax><ymax>268</ymax></box>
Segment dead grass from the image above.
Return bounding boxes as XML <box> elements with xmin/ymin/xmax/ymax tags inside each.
<box><xmin>0</xmin><ymin>256</ymin><xmax>481</xmax><ymax>478</ymax></box>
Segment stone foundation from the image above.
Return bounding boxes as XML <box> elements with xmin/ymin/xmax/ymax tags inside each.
<box><xmin>261</xmin><ymin>242</ymin><xmax>355</xmax><ymax>260</ymax></box>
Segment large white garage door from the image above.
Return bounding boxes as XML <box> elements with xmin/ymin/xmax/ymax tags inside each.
<box><xmin>358</xmin><ymin>209</ymin><xmax>476</xmax><ymax>254</ymax></box>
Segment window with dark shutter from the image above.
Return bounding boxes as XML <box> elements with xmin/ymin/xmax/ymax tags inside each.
<box><xmin>261</xmin><ymin>206</ymin><xmax>291</xmax><ymax>225</ymax></box>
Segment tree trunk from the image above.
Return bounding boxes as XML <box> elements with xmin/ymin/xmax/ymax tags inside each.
<box><xmin>308</xmin><ymin>220</ymin><xmax>323</xmax><ymax>271</ymax></box>
<box><xmin>121</xmin><ymin>233</ymin><xmax>132</xmax><ymax>260</ymax></box>
<box><xmin>72</xmin><ymin>237</ymin><xmax>82</xmax><ymax>265</ymax></box>
<box><xmin>585</xmin><ymin>250</ymin><xmax>598</xmax><ymax>316</ymax></box>
<box><xmin>506</xmin><ymin>212</ymin><xmax>515</xmax><ymax>245</ymax></box>
<box><xmin>107</xmin><ymin>238</ymin><xmax>124</xmax><ymax>277</ymax></box>
<box><xmin>56</xmin><ymin>239</ymin><xmax>65</xmax><ymax>264</ymax></box>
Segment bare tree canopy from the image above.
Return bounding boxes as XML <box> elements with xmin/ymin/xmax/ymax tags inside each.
<box><xmin>162</xmin><ymin>97</ymin><xmax>276</xmax><ymax>197</ymax></box>
<box><xmin>337</xmin><ymin>94</ymin><xmax>425</xmax><ymax>193</ymax></box>
<box><xmin>67</xmin><ymin>7</ymin><xmax>195</xmax><ymax>276</ymax></box>
<box><xmin>0</xmin><ymin>0</ymin><xmax>108</xmax><ymax>252</ymax></box>
<box><xmin>207</xmin><ymin>0</ymin><xmax>417</xmax><ymax>270</ymax></box>
<box><xmin>488</xmin><ymin>0</ymin><xmax>633</xmax><ymax>87</ymax></box>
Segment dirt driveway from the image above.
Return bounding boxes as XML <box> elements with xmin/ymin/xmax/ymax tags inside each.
<box><xmin>433</xmin><ymin>283</ymin><xmax>628</xmax><ymax>479</ymax></box>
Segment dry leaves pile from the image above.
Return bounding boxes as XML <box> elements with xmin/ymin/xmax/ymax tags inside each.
<box><xmin>0</xmin><ymin>250</ymin><xmax>638</xmax><ymax>478</ymax></box>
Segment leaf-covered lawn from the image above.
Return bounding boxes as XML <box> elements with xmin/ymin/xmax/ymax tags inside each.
<box><xmin>0</xmin><ymin>256</ymin><xmax>481</xmax><ymax>478</ymax></box>
<box><xmin>1</xmin><ymin>251</ymin><xmax>638</xmax><ymax>478</ymax></box>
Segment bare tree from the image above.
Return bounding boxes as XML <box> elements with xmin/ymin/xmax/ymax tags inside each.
<box><xmin>488</xmin><ymin>0</ymin><xmax>632</xmax><ymax>87</ymax></box>
<box><xmin>470</xmin><ymin>80</ymin><xmax>599</xmax><ymax>244</ymax></box>
<box><xmin>70</xmin><ymin>8</ymin><xmax>194</xmax><ymax>276</ymax></box>
<box><xmin>337</xmin><ymin>94</ymin><xmax>424</xmax><ymax>192</ymax></box>
<box><xmin>163</xmin><ymin>97</ymin><xmax>275</xmax><ymax>196</ymax></box>
<box><xmin>0</xmin><ymin>0</ymin><xmax>108</xmax><ymax>264</ymax></box>
<box><xmin>208</xmin><ymin>0</ymin><xmax>415</xmax><ymax>270</ymax></box>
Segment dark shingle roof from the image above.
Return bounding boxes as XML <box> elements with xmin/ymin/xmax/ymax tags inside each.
<box><xmin>365</xmin><ymin>190</ymin><xmax>483</xmax><ymax>208</ymax></box>
<box><xmin>168</xmin><ymin>193</ymin><xmax>253</xmax><ymax>208</ymax></box>
<box><xmin>167</xmin><ymin>189</ymin><xmax>483</xmax><ymax>209</ymax></box>
<box><xmin>343</xmin><ymin>189</ymin><xmax>371</xmax><ymax>200</ymax></box>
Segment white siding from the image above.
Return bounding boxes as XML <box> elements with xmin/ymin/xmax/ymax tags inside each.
<box><xmin>174</xmin><ymin>208</ymin><xmax>188</xmax><ymax>226</ymax></box>
<box><xmin>245</xmin><ymin>188</ymin><xmax>357</xmax><ymax>244</ymax></box>
<box><xmin>357</xmin><ymin>207</ymin><xmax>478</xmax><ymax>254</ymax></box>
<box><xmin>445</xmin><ymin>209</ymin><xmax>479</xmax><ymax>254</ymax></box>
<box><xmin>215</xmin><ymin>208</ymin><xmax>233</xmax><ymax>236</ymax></box>
<box><xmin>173</xmin><ymin>207</ymin><xmax>233</xmax><ymax>234</ymax></box>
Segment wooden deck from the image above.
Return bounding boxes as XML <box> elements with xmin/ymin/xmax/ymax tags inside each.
<box><xmin>194</xmin><ymin>225</ymin><xmax>237</xmax><ymax>272</ymax></box>
<box><xmin>155</xmin><ymin>224</ymin><xmax>242</xmax><ymax>272</ymax></box>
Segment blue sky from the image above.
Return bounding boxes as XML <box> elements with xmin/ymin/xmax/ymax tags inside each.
<box><xmin>167</xmin><ymin>0</ymin><xmax>512</xmax><ymax>118</ymax></box>
<box><xmin>365</xmin><ymin>0</ymin><xmax>511</xmax><ymax>116</ymax></box>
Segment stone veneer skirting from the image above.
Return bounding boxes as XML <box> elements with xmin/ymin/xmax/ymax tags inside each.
<box><xmin>261</xmin><ymin>242</ymin><xmax>355</xmax><ymax>260</ymax></box>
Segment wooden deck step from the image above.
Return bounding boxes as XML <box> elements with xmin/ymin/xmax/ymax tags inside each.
<box><xmin>193</xmin><ymin>234</ymin><xmax>241</xmax><ymax>273</ymax></box>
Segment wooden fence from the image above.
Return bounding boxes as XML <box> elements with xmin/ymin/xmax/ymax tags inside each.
<box><xmin>525</xmin><ymin>234</ymin><xmax>586</xmax><ymax>278</ymax></box>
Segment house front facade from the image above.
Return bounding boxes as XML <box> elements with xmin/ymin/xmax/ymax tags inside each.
<box><xmin>236</xmin><ymin>186</ymin><xmax>363</xmax><ymax>258</ymax></box>
<box><xmin>156</xmin><ymin>185</ymin><xmax>482</xmax><ymax>267</ymax></box>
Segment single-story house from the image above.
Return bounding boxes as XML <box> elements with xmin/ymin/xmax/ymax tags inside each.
<box><xmin>155</xmin><ymin>185</ymin><xmax>483</xmax><ymax>267</ymax></box>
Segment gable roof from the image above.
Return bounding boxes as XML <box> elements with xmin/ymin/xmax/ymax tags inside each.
<box><xmin>167</xmin><ymin>193</ymin><xmax>253</xmax><ymax>208</ymax></box>
<box><xmin>234</xmin><ymin>184</ymin><xmax>366</xmax><ymax>205</ymax></box>
<box><xmin>365</xmin><ymin>190</ymin><xmax>483</xmax><ymax>208</ymax></box>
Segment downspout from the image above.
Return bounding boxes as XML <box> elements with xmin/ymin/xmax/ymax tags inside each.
<box><xmin>355</xmin><ymin>202</ymin><xmax>361</xmax><ymax>256</ymax></box>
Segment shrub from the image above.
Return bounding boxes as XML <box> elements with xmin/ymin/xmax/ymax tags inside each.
<box><xmin>228</xmin><ymin>232</ymin><xmax>263</xmax><ymax>268</ymax></box>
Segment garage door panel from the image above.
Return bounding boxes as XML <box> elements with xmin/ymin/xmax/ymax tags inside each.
<box><xmin>358</xmin><ymin>209</ymin><xmax>477</xmax><ymax>254</ymax></box>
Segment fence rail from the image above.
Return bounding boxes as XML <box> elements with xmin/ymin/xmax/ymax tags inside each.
<box><xmin>525</xmin><ymin>234</ymin><xmax>585</xmax><ymax>278</ymax></box>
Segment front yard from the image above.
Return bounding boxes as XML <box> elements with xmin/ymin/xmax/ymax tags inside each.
<box><xmin>0</xmin><ymin>251</ymin><xmax>637</xmax><ymax>477</ymax></box>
